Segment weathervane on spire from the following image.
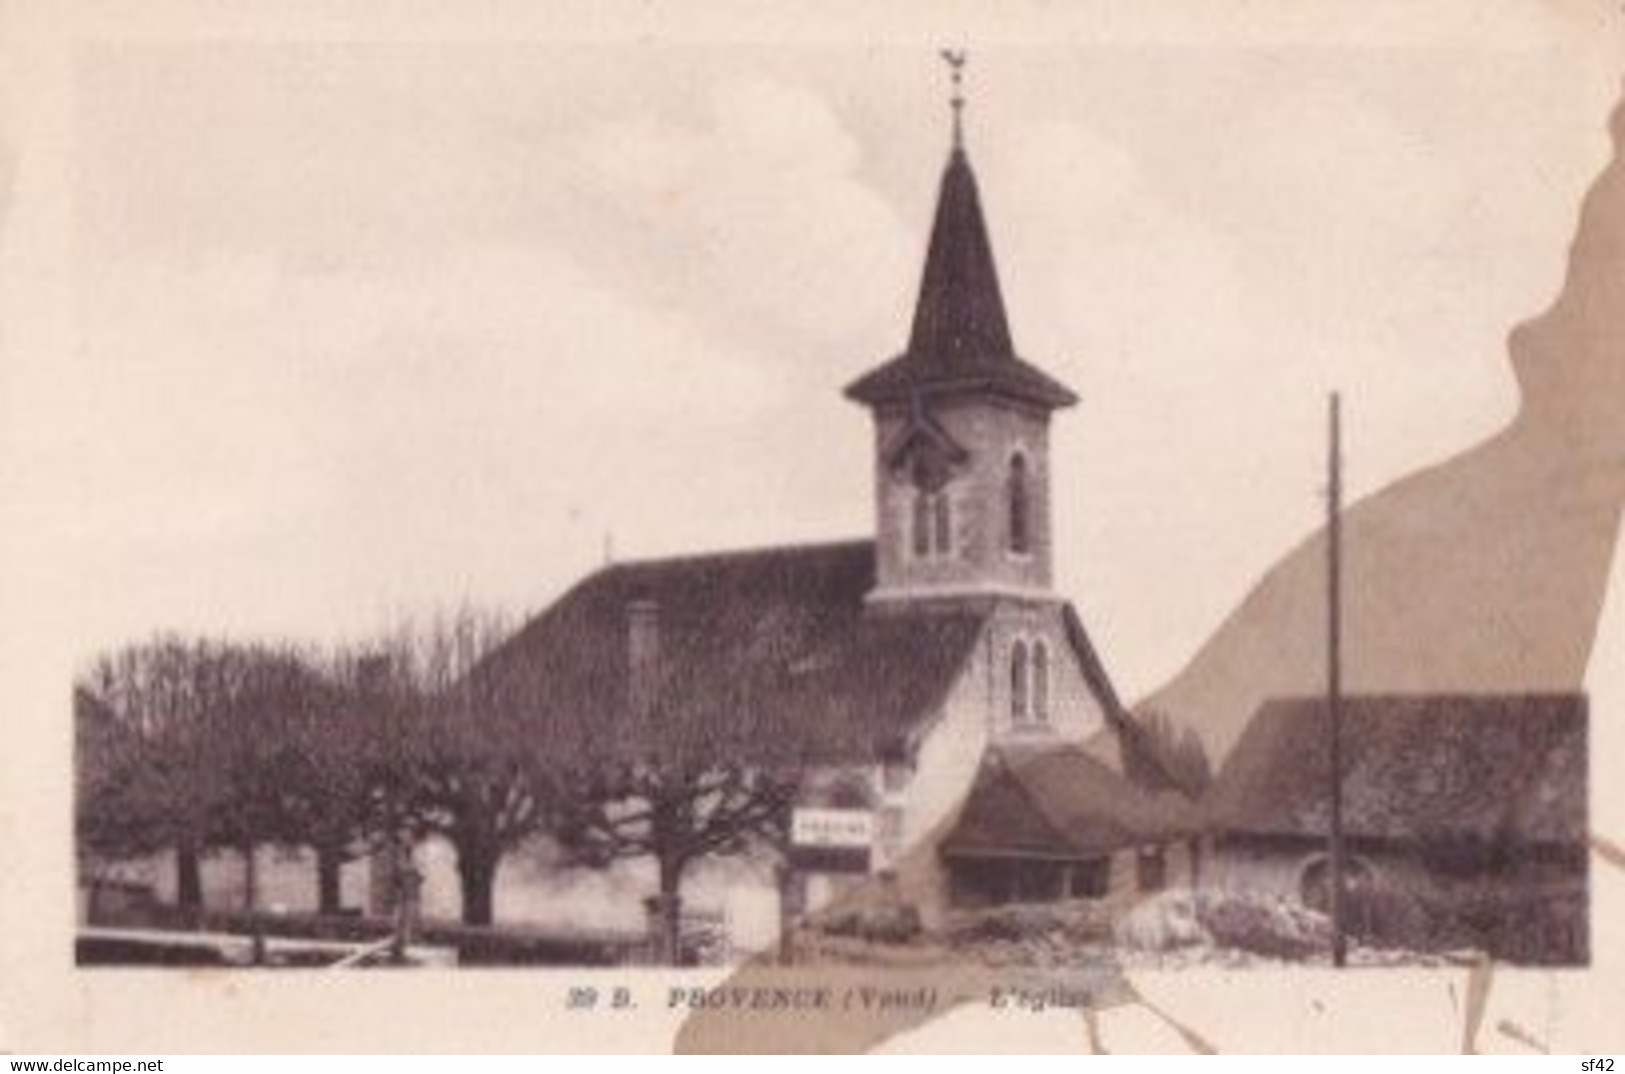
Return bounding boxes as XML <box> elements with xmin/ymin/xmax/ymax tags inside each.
<box><xmin>940</xmin><ymin>49</ymin><xmax>968</xmax><ymax>149</ymax></box>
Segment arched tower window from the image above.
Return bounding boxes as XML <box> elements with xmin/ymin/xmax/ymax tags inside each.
<box><xmin>1008</xmin><ymin>453</ymin><xmax>1031</xmax><ymax>554</ymax></box>
<box><xmin>910</xmin><ymin>489</ymin><xmax>953</xmax><ymax>560</ymax></box>
<box><xmin>1010</xmin><ymin>640</ymin><xmax>1029</xmax><ymax>721</ymax></box>
<box><xmin>1031</xmin><ymin>641</ymin><xmax>1050</xmax><ymax>722</ymax></box>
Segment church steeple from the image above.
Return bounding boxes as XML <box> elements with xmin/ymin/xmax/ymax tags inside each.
<box><xmin>844</xmin><ymin>58</ymin><xmax>1076</xmax><ymax>411</ymax></box>
<box><xmin>847</xmin><ymin>54</ymin><xmax>1077</xmax><ymax>605</ymax></box>
<box><xmin>897</xmin><ymin>49</ymin><xmax>1019</xmax><ymax>365</ymax></box>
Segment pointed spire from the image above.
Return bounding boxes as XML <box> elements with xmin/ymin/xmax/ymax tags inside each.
<box><xmin>843</xmin><ymin>53</ymin><xmax>1077</xmax><ymax>412</ymax></box>
<box><xmin>907</xmin><ymin>122</ymin><xmax>1015</xmax><ymax>363</ymax></box>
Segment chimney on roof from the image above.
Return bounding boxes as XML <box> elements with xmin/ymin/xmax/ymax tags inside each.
<box><xmin>627</xmin><ymin>599</ymin><xmax>660</xmax><ymax>718</ymax></box>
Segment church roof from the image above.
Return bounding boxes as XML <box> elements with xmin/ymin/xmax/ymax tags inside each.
<box><xmin>845</xmin><ymin>148</ymin><xmax>1078</xmax><ymax>411</ymax></box>
<box><xmin>1209</xmin><ymin>694</ymin><xmax>1587</xmax><ymax>845</ymax></box>
<box><xmin>468</xmin><ymin>541</ymin><xmax>991</xmax><ymax>765</ymax></box>
<box><xmin>940</xmin><ymin>742</ymin><xmax>1199</xmax><ymax>860</ymax></box>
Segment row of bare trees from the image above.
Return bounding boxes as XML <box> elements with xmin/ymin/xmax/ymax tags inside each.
<box><xmin>75</xmin><ymin>611</ymin><xmax>800</xmax><ymax>959</ymax></box>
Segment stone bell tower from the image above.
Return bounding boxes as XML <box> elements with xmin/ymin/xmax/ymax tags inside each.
<box><xmin>845</xmin><ymin>60</ymin><xmax>1077</xmax><ymax>606</ymax></box>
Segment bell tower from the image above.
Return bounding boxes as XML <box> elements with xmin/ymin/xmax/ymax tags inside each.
<box><xmin>845</xmin><ymin>55</ymin><xmax>1077</xmax><ymax>605</ymax></box>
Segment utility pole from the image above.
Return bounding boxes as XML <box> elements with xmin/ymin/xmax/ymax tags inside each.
<box><xmin>1327</xmin><ymin>392</ymin><xmax>1348</xmax><ymax>967</ymax></box>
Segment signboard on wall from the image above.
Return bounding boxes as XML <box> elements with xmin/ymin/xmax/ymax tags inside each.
<box><xmin>789</xmin><ymin>807</ymin><xmax>872</xmax><ymax>873</ymax></box>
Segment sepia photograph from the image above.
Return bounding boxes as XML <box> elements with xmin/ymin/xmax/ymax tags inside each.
<box><xmin>3</xmin><ymin>0</ymin><xmax>1623</xmax><ymax>1056</ymax></box>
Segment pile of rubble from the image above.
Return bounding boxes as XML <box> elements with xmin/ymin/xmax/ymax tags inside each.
<box><xmin>796</xmin><ymin>891</ymin><xmax>1484</xmax><ymax>969</ymax></box>
<box><xmin>1116</xmin><ymin>889</ymin><xmax>1331</xmax><ymax>960</ymax></box>
<box><xmin>1113</xmin><ymin>890</ymin><xmax>1481</xmax><ymax>968</ymax></box>
<box><xmin>937</xmin><ymin>902</ymin><xmax>1120</xmax><ymax>968</ymax></box>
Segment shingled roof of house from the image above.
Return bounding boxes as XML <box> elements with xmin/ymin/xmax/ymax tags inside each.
<box><xmin>845</xmin><ymin>147</ymin><xmax>1077</xmax><ymax>411</ymax></box>
<box><xmin>1208</xmin><ymin>694</ymin><xmax>1587</xmax><ymax>845</ymax></box>
<box><xmin>940</xmin><ymin>742</ymin><xmax>1200</xmax><ymax>860</ymax></box>
<box><xmin>469</xmin><ymin>541</ymin><xmax>991</xmax><ymax>765</ymax></box>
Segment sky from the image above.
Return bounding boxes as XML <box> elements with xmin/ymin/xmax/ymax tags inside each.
<box><xmin>5</xmin><ymin>7</ymin><xmax>1624</xmax><ymax>699</ymax></box>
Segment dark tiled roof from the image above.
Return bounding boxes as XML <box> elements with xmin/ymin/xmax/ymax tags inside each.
<box><xmin>847</xmin><ymin>351</ymin><xmax>1079</xmax><ymax>412</ymax></box>
<box><xmin>845</xmin><ymin>149</ymin><xmax>1076</xmax><ymax>411</ymax></box>
<box><xmin>940</xmin><ymin>743</ymin><xmax>1199</xmax><ymax>859</ymax></box>
<box><xmin>1209</xmin><ymin>694</ymin><xmax>1587</xmax><ymax>844</ymax></box>
<box><xmin>470</xmin><ymin>541</ymin><xmax>990</xmax><ymax>765</ymax></box>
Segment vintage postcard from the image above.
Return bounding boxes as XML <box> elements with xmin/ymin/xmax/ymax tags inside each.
<box><xmin>2</xmin><ymin>0</ymin><xmax>1623</xmax><ymax>1055</ymax></box>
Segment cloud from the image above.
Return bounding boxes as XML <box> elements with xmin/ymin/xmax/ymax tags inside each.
<box><xmin>564</xmin><ymin>74</ymin><xmax>915</xmax><ymax>358</ymax></box>
<box><xmin>53</xmin><ymin>242</ymin><xmax>797</xmax><ymax>648</ymax></box>
<box><xmin>76</xmin><ymin>50</ymin><xmax>916</xmax><ymax>366</ymax></box>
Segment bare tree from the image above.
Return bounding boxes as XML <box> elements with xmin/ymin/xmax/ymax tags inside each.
<box><xmin>75</xmin><ymin>678</ymin><xmax>168</xmax><ymax>866</ymax></box>
<box><xmin>79</xmin><ymin>638</ymin><xmax>220</xmax><ymax>912</ymax></box>
<box><xmin>442</xmin><ymin>592</ymin><xmax>819</xmax><ymax>964</ymax></box>
<box><xmin>523</xmin><ymin>622</ymin><xmax>804</xmax><ymax>964</ymax></box>
<box><xmin>208</xmin><ymin>643</ymin><xmax>330</xmax><ymax>918</ymax></box>
<box><xmin>77</xmin><ymin>637</ymin><xmax>317</xmax><ymax>915</ymax></box>
<box><xmin>354</xmin><ymin>605</ymin><xmax>804</xmax><ymax>947</ymax></box>
<box><xmin>276</xmin><ymin>646</ymin><xmax>399</xmax><ymax>916</ymax></box>
<box><xmin>380</xmin><ymin>609</ymin><xmax>554</xmax><ymax>927</ymax></box>
<box><xmin>557</xmin><ymin>755</ymin><xmax>798</xmax><ymax>964</ymax></box>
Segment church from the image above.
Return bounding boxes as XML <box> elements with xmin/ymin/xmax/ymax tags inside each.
<box><xmin>474</xmin><ymin>82</ymin><xmax>1196</xmax><ymax>932</ymax></box>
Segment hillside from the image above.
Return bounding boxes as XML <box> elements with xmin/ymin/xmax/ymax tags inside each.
<box><xmin>1136</xmin><ymin>93</ymin><xmax>1625</xmax><ymax>765</ymax></box>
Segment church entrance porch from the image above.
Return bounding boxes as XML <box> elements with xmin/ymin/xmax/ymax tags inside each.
<box><xmin>935</xmin><ymin>743</ymin><xmax>1199</xmax><ymax>918</ymax></box>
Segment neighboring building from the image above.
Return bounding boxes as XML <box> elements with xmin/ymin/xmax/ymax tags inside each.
<box><xmin>1205</xmin><ymin>693</ymin><xmax>1588</xmax><ymax>963</ymax></box>
<box><xmin>470</xmin><ymin>106</ymin><xmax>1190</xmax><ymax>929</ymax></box>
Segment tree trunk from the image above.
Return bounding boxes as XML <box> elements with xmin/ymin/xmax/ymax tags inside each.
<box><xmin>243</xmin><ymin>842</ymin><xmax>264</xmax><ymax>966</ymax></box>
<box><xmin>388</xmin><ymin>839</ymin><xmax>421</xmax><ymax>962</ymax></box>
<box><xmin>315</xmin><ymin>844</ymin><xmax>346</xmax><ymax>916</ymax></box>
<box><xmin>242</xmin><ymin>842</ymin><xmax>260</xmax><ymax>914</ymax></box>
<box><xmin>652</xmin><ymin>854</ymin><xmax>685</xmax><ymax>966</ymax></box>
<box><xmin>176</xmin><ymin>841</ymin><xmax>203</xmax><ymax>915</ymax></box>
<box><xmin>775</xmin><ymin>862</ymin><xmax>801</xmax><ymax>966</ymax></box>
<box><xmin>456</xmin><ymin>843</ymin><xmax>500</xmax><ymax>927</ymax></box>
